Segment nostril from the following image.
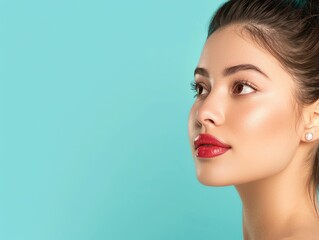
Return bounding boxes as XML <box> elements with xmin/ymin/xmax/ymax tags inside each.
<box><xmin>196</xmin><ymin>119</ymin><xmax>202</xmax><ymax>128</ymax></box>
<box><xmin>206</xmin><ymin>119</ymin><xmax>215</xmax><ymax>124</ymax></box>
<box><xmin>196</xmin><ymin>117</ymin><xmax>216</xmax><ymax>128</ymax></box>
<box><xmin>196</xmin><ymin>99</ymin><xmax>223</xmax><ymax>127</ymax></box>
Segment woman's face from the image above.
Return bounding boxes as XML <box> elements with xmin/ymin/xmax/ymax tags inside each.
<box><xmin>188</xmin><ymin>25</ymin><xmax>304</xmax><ymax>186</ymax></box>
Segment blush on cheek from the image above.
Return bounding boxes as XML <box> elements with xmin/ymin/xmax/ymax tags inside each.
<box><xmin>227</xmin><ymin>100</ymin><xmax>299</xmax><ymax>181</ymax></box>
<box><xmin>229</xmin><ymin>98</ymin><xmax>296</xmax><ymax>139</ymax></box>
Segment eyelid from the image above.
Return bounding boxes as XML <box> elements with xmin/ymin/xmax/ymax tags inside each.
<box><xmin>196</xmin><ymin>80</ymin><xmax>209</xmax><ymax>89</ymax></box>
<box><xmin>234</xmin><ymin>79</ymin><xmax>257</xmax><ymax>89</ymax></box>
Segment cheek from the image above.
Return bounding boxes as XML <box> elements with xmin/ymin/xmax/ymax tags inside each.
<box><xmin>229</xmin><ymin>96</ymin><xmax>297</xmax><ymax>140</ymax></box>
<box><xmin>230</xmin><ymin>100</ymin><xmax>292</xmax><ymax>137</ymax></box>
<box><xmin>226</xmin><ymin>98</ymin><xmax>300</xmax><ymax>180</ymax></box>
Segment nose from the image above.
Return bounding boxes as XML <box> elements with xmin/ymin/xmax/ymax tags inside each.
<box><xmin>196</xmin><ymin>92</ymin><xmax>225</xmax><ymax>128</ymax></box>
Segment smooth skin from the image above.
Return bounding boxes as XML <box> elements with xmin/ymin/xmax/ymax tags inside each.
<box><xmin>188</xmin><ymin>25</ymin><xmax>319</xmax><ymax>240</ymax></box>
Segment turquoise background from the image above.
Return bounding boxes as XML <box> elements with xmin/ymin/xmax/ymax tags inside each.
<box><xmin>1</xmin><ymin>0</ymin><xmax>242</xmax><ymax>239</ymax></box>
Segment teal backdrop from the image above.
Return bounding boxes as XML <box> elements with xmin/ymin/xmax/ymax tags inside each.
<box><xmin>0</xmin><ymin>0</ymin><xmax>243</xmax><ymax>239</ymax></box>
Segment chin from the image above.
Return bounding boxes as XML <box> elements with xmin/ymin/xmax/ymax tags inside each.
<box><xmin>194</xmin><ymin>161</ymin><xmax>238</xmax><ymax>186</ymax></box>
<box><xmin>196</xmin><ymin>171</ymin><xmax>235</xmax><ymax>186</ymax></box>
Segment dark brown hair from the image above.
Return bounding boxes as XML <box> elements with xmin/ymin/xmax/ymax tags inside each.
<box><xmin>208</xmin><ymin>0</ymin><xmax>319</xmax><ymax>209</ymax></box>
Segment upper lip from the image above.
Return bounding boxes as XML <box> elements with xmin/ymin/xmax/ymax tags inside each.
<box><xmin>194</xmin><ymin>133</ymin><xmax>231</xmax><ymax>150</ymax></box>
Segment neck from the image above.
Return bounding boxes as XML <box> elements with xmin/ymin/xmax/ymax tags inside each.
<box><xmin>235</xmin><ymin>149</ymin><xmax>319</xmax><ymax>240</ymax></box>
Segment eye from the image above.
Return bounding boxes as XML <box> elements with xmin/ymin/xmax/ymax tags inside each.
<box><xmin>191</xmin><ymin>81</ymin><xmax>208</xmax><ymax>98</ymax></box>
<box><xmin>232</xmin><ymin>80</ymin><xmax>257</xmax><ymax>95</ymax></box>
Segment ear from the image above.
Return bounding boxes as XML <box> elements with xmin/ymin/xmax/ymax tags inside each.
<box><xmin>302</xmin><ymin>99</ymin><xmax>319</xmax><ymax>142</ymax></box>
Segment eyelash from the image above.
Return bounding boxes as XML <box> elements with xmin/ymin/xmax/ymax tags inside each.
<box><xmin>190</xmin><ymin>81</ymin><xmax>206</xmax><ymax>98</ymax></box>
<box><xmin>190</xmin><ymin>80</ymin><xmax>257</xmax><ymax>98</ymax></box>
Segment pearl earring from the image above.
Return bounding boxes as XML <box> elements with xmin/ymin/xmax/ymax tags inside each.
<box><xmin>305</xmin><ymin>132</ymin><xmax>314</xmax><ymax>141</ymax></box>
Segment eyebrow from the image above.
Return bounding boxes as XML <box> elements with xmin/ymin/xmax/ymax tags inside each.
<box><xmin>194</xmin><ymin>67</ymin><xmax>209</xmax><ymax>78</ymax></box>
<box><xmin>194</xmin><ymin>64</ymin><xmax>269</xmax><ymax>79</ymax></box>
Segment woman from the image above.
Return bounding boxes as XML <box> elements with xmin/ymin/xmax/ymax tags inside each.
<box><xmin>188</xmin><ymin>0</ymin><xmax>319</xmax><ymax>239</ymax></box>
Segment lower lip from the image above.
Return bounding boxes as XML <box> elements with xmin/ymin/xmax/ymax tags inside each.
<box><xmin>196</xmin><ymin>146</ymin><xmax>230</xmax><ymax>158</ymax></box>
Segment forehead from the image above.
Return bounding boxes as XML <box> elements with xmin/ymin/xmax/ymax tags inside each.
<box><xmin>198</xmin><ymin>25</ymin><xmax>285</xmax><ymax>78</ymax></box>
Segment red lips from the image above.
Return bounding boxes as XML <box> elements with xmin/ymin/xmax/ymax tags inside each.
<box><xmin>194</xmin><ymin>133</ymin><xmax>231</xmax><ymax>158</ymax></box>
